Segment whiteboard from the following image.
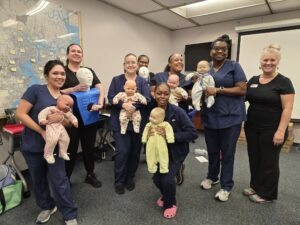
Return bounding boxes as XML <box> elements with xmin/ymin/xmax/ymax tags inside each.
<box><xmin>237</xmin><ymin>27</ymin><xmax>300</xmax><ymax>120</ymax></box>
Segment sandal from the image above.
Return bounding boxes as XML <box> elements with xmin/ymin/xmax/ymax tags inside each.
<box><xmin>163</xmin><ymin>205</ymin><xmax>177</xmax><ymax>219</ymax></box>
<box><xmin>249</xmin><ymin>194</ymin><xmax>272</xmax><ymax>203</ymax></box>
<box><xmin>156</xmin><ymin>197</ymin><xmax>164</xmax><ymax>208</ymax></box>
<box><xmin>243</xmin><ymin>188</ymin><xmax>256</xmax><ymax>196</ymax></box>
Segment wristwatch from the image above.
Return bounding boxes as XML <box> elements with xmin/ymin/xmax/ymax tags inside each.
<box><xmin>219</xmin><ymin>86</ymin><xmax>224</xmax><ymax>94</ymax></box>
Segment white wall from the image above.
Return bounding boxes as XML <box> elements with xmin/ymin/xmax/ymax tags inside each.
<box><xmin>50</xmin><ymin>0</ymin><xmax>172</xmax><ymax>89</ymax></box>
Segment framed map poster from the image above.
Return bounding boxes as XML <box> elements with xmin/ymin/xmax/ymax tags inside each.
<box><xmin>0</xmin><ymin>0</ymin><xmax>82</xmax><ymax>118</ymax></box>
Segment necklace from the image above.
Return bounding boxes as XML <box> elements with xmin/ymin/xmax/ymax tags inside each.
<box><xmin>47</xmin><ymin>85</ymin><xmax>61</xmax><ymax>99</ymax></box>
<box><xmin>68</xmin><ymin>64</ymin><xmax>80</xmax><ymax>75</ymax></box>
<box><xmin>125</xmin><ymin>73</ymin><xmax>137</xmax><ymax>80</ymax></box>
<box><xmin>213</xmin><ymin>60</ymin><xmax>226</xmax><ymax>72</ymax></box>
<box><xmin>259</xmin><ymin>73</ymin><xmax>278</xmax><ymax>84</ymax></box>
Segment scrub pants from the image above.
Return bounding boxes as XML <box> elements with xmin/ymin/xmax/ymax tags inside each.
<box><xmin>65</xmin><ymin>121</ymin><xmax>98</xmax><ymax>178</ymax></box>
<box><xmin>113</xmin><ymin>131</ymin><xmax>142</xmax><ymax>187</ymax></box>
<box><xmin>244</xmin><ymin>126</ymin><xmax>287</xmax><ymax>200</ymax></box>
<box><xmin>152</xmin><ymin>160</ymin><xmax>182</xmax><ymax>209</ymax></box>
<box><xmin>22</xmin><ymin>151</ymin><xmax>78</xmax><ymax>220</ymax></box>
<box><xmin>204</xmin><ymin>124</ymin><xmax>241</xmax><ymax>191</ymax></box>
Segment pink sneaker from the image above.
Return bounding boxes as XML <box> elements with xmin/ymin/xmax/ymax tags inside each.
<box><xmin>163</xmin><ymin>205</ymin><xmax>177</xmax><ymax>219</ymax></box>
<box><xmin>156</xmin><ymin>197</ymin><xmax>164</xmax><ymax>208</ymax></box>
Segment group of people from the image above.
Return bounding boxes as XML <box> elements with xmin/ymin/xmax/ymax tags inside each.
<box><xmin>15</xmin><ymin>34</ymin><xmax>294</xmax><ymax>224</ymax></box>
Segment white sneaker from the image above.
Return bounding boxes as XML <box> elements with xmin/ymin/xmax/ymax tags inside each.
<box><xmin>215</xmin><ymin>189</ymin><xmax>230</xmax><ymax>202</ymax></box>
<box><xmin>45</xmin><ymin>155</ymin><xmax>55</xmax><ymax>164</ymax></box>
<box><xmin>60</xmin><ymin>153</ymin><xmax>70</xmax><ymax>161</ymax></box>
<box><xmin>65</xmin><ymin>219</ymin><xmax>78</xmax><ymax>225</ymax></box>
<box><xmin>200</xmin><ymin>179</ymin><xmax>219</xmax><ymax>190</ymax></box>
<box><xmin>36</xmin><ymin>206</ymin><xmax>57</xmax><ymax>224</ymax></box>
<box><xmin>194</xmin><ymin>149</ymin><xmax>208</xmax><ymax>156</ymax></box>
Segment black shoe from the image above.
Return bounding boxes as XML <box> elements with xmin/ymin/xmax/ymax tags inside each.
<box><xmin>176</xmin><ymin>163</ymin><xmax>185</xmax><ymax>185</ymax></box>
<box><xmin>115</xmin><ymin>185</ymin><xmax>125</xmax><ymax>195</ymax></box>
<box><xmin>85</xmin><ymin>173</ymin><xmax>102</xmax><ymax>188</ymax></box>
<box><xmin>126</xmin><ymin>181</ymin><xmax>135</xmax><ymax>191</ymax></box>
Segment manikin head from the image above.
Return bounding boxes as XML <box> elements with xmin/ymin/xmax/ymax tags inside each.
<box><xmin>124</xmin><ymin>80</ymin><xmax>137</xmax><ymax>97</ymax></box>
<box><xmin>149</xmin><ymin>107</ymin><xmax>165</xmax><ymax>125</ymax></box>
<box><xmin>57</xmin><ymin>95</ymin><xmax>74</xmax><ymax>113</ymax></box>
<box><xmin>197</xmin><ymin>60</ymin><xmax>210</xmax><ymax>74</ymax></box>
<box><xmin>167</xmin><ymin>74</ymin><xmax>180</xmax><ymax>89</ymax></box>
<box><xmin>76</xmin><ymin>67</ymin><xmax>93</xmax><ymax>90</ymax></box>
<box><xmin>138</xmin><ymin>66</ymin><xmax>149</xmax><ymax>80</ymax></box>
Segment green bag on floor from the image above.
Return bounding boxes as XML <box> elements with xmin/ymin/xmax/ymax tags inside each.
<box><xmin>0</xmin><ymin>180</ymin><xmax>22</xmax><ymax>214</ymax></box>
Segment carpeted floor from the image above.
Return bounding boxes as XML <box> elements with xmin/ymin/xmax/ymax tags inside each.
<box><xmin>1</xmin><ymin>131</ymin><xmax>300</xmax><ymax>225</ymax></box>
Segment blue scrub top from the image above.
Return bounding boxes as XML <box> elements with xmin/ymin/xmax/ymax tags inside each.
<box><xmin>20</xmin><ymin>85</ymin><xmax>57</xmax><ymax>153</ymax></box>
<box><xmin>154</xmin><ymin>72</ymin><xmax>191</xmax><ymax>88</ymax></box>
<box><xmin>108</xmin><ymin>74</ymin><xmax>150</xmax><ymax>132</ymax></box>
<box><xmin>201</xmin><ymin>60</ymin><xmax>247</xmax><ymax>129</ymax></box>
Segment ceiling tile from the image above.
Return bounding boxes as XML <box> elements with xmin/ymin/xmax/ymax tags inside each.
<box><xmin>99</xmin><ymin>0</ymin><xmax>300</xmax><ymax>30</ymax></box>
<box><xmin>155</xmin><ymin>0</ymin><xmax>201</xmax><ymax>7</ymax></box>
<box><xmin>100</xmin><ymin>0</ymin><xmax>162</xmax><ymax>14</ymax></box>
<box><xmin>268</xmin><ymin>0</ymin><xmax>300</xmax><ymax>13</ymax></box>
<box><xmin>142</xmin><ymin>10</ymin><xmax>195</xmax><ymax>29</ymax></box>
<box><xmin>192</xmin><ymin>4</ymin><xmax>269</xmax><ymax>25</ymax></box>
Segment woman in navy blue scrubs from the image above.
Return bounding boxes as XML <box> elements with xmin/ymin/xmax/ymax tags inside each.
<box><xmin>16</xmin><ymin>60</ymin><xmax>78</xmax><ymax>225</ymax></box>
<box><xmin>151</xmin><ymin>83</ymin><xmax>198</xmax><ymax>218</ymax></box>
<box><xmin>200</xmin><ymin>34</ymin><xmax>247</xmax><ymax>202</ymax></box>
<box><xmin>108</xmin><ymin>53</ymin><xmax>150</xmax><ymax>194</ymax></box>
<box><xmin>154</xmin><ymin>53</ymin><xmax>192</xmax><ymax>185</ymax></box>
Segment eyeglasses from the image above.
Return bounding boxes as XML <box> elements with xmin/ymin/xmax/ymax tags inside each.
<box><xmin>212</xmin><ymin>47</ymin><xmax>227</xmax><ymax>52</ymax></box>
<box><xmin>124</xmin><ymin>61</ymin><xmax>137</xmax><ymax>65</ymax></box>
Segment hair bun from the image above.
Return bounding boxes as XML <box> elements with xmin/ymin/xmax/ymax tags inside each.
<box><xmin>268</xmin><ymin>44</ymin><xmax>281</xmax><ymax>51</ymax></box>
<box><xmin>220</xmin><ymin>34</ymin><xmax>230</xmax><ymax>41</ymax></box>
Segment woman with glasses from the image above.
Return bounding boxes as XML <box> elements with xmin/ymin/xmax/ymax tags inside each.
<box><xmin>200</xmin><ymin>34</ymin><xmax>247</xmax><ymax>202</ymax></box>
<box><xmin>108</xmin><ymin>53</ymin><xmax>150</xmax><ymax>194</ymax></box>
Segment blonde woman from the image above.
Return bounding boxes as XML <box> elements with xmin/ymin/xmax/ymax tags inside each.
<box><xmin>244</xmin><ymin>44</ymin><xmax>295</xmax><ymax>203</ymax></box>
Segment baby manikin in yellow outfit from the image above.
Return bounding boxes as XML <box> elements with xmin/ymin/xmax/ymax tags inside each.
<box><xmin>142</xmin><ymin>107</ymin><xmax>174</xmax><ymax>173</ymax></box>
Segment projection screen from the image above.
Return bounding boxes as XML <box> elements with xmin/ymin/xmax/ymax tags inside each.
<box><xmin>237</xmin><ymin>26</ymin><xmax>300</xmax><ymax>120</ymax></box>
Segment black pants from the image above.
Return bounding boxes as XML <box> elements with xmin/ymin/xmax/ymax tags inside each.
<box><xmin>65</xmin><ymin>122</ymin><xmax>98</xmax><ymax>178</ymax></box>
<box><xmin>244</xmin><ymin>126</ymin><xmax>287</xmax><ymax>200</ymax></box>
<box><xmin>153</xmin><ymin>160</ymin><xmax>182</xmax><ymax>209</ymax></box>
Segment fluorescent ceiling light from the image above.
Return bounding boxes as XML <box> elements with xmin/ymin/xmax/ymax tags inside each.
<box><xmin>185</xmin><ymin>0</ymin><xmax>216</xmax><ymax>9</ymax></box>
<box><xmin>57</xmin><ymin>33</ymin><xmax>76</xmax><ymax>39</ymax></box>
<box><xmin>33</xmin><ymin>39</ymin><xmax>48</xmax><ymax>42</ymax></box>
<box><xmin>2</xmin><ymin>19</ymin><xmax>18</xmax><ymax>27</ymax></box>
<box><xmin>171</xmin><ymin>0</ymin><xmax>265</xmax><ymax>18</ymax></box>
<box><xmin>26</xmin><ymin>0</ymin><xmax>49</xmax><ymax>16</ymax></box>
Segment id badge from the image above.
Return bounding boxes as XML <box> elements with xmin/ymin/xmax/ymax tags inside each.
<box><xmin>250</xmin><ymin>84</ymin><xmax>258</xmax><ymax>88</ymax></box>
